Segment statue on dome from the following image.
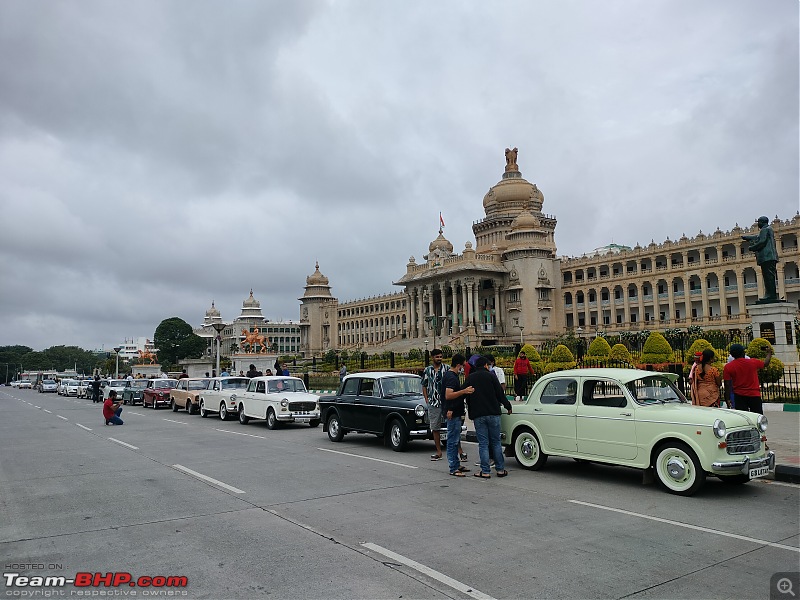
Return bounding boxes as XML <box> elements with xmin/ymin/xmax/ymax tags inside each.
<box><xmin>505</xmin><ymin>147</ymin><xmax>518</xmax><ymax>171</ymax></box>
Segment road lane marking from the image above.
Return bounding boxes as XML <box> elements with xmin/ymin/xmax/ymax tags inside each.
<box><xmin>34</xmin><ymin>406</ymin><xmax>41</xmax><ymax>409</ymax></box>
<box><xmin>108</xmin><ymin>438</ymin><xmax>138</xmax><ymax>450</ymax></box>
<box><xmin>172</xmin><ymin>465</ymin><xmax>245</xmax><ymax>494</ymax></box>
<box><xmin>215</xmin><ymin>428</ymin><xmax>266</xmax><ymax>439</ymax></box>
<box><xmin>162</xmin><ymin>418</ymin><xmax>187</xmax><ymax>424</ymax></box>
<box><xmin>569</xmin><ymin>500</ymin><xmax>800</xmax><ymax>553</ymax></box>
<box><xmin>361</xmin><ymin>543</ymin><xmax>494</xmax><ymax>600</ymax></box>
<box><xmin>128</xmin><ymin>411</ymin><xmax>145</xmax><ymax>416</ymax></box>
<box><xmin>42</xmin><ymin>409</ymin><xmax>51</xmax><ymax>413</ymax></box>
<box><xmin>56</xmin><ymin>415</ymin><xmax>68</xmax><ymax>420</ymax></box>
<box><xmin>317</xmin><ymin>448</ymin><xmax>418</xmax><ymax>469</ymax></box>
<box><xmin>76</xmin><ymin>424</ymin><xmax>92</xmax><ymax>431</ymax></box>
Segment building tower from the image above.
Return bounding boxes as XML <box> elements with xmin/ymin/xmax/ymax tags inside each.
<box><xmin>299</xmin><ymin>262</ymin><xmax>338</xmax><ymax>356</ymax></box>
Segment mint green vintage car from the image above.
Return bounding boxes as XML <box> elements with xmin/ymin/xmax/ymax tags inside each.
<box><xmin>500</xmin><ymin>368</ymin><xmax>774</xmax><ymax>495</ymax></box>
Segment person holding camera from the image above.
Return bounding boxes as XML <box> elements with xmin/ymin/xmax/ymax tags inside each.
<box><xmin>723</xmin><ymin>344</ymin><xmax>772</xmax><ymax>415</ymax></box>
<box><xmin>103</xmin><ymin>389</ymin><xmax>124</xmax><ymax>426</ymax></box>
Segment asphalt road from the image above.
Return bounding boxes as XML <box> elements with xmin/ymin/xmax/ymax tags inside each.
<box><xmin>1</xmin><ymin>387</ymin><xmax>798</xmax><ymax>600</ymax></box>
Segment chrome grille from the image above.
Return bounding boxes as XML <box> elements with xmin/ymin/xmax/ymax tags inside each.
<box><xmin>726</xmin><ymin>428</ymin><xmax>761</xmax><ymax>455</ymax></box>
<box><xmin>289</xmin><ymin>401</ymin><xmax>316</xmax><ymax>412</ymax></box>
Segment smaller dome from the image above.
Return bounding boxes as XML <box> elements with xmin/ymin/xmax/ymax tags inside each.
<box><xmin>428</xmin><ymin>231</ymin><xmax>454</xmax><ymax>254</ymax></box>
<box><xmin>306</xmin><ymin>261</ymin><xmax>329</xmax><ymax>286</ymax></box>
<box><xmin>243</xmin><ymin>289</ymin><xmax>260</xmax><ymax>308</ymax></box>
<box><xmin>510</xmin><ymin>208</ymin><xmax>540</xmax><ymax>231</ymax></box>
<box><xmin>205</xmin><ymin>301</ymin><xmax>220</xmax><ymax>318</ymax></box>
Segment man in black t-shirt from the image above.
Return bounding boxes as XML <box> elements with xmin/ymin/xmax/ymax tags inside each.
<box><xmin>90</xmin><ymin>376</ymin><xmax>102</xmax><ymax>403</ymax></box>
<box><xmin>443</xmin><ymin>354</ymin><xmax>474</xmax><ymax>477</ymax></box>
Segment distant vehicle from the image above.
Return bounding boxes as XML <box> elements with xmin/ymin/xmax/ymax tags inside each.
<box><xmin>171</xmin><ymin>378</ymin><xmax>211</xmax><ymax>414</ymax></box>
<box><xmin>198</xmin><ymin>377</ymin><xmax>250</xmax><ymax>420</ymax></box>
<box><xmin>121</xmin><ymin>379</ymin><xmax>149</xmax><ymax>406</ymax></box>
<box><xmin>77</xmin><ymin>379</ymin><xmax>94</xmax><ymax>398</ymax></box>
<box><xmin>18</xmin><ymin>380</ymin><xmax>33</xmax><ymax>389</ymax></box>
<box><xmin>62</xmin><ymin>379</ymin><xmax>80</xmax><ymax>396</ymax></box>
<box><xmin>142</xmin><ymin>379</ymin><xmax>179</xmax><ymax>409</ymax></box>
<box><xmin>236</xmin><ymin>376</ymin><xmax>320</xmax><ymax>428</ymax></box>
<box><xmin>40</xmin><ymin>380</ymin><xmax>58</xmax><ymax>393</ymax></box>
<box><xmin>102</xmin><ymin>379</ymin><xmax>128</xmax><ymax>401</ymax></box>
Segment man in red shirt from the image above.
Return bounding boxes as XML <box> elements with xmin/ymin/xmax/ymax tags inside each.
<box><xmin>723</xmin><ymin>343</ymin><xmax>772</xmax><ymax>415</ymax></box>
<box><xmin>103</xmin><ymin>390</ymin><xmax>124</xmax><ymax>425</ymax></box>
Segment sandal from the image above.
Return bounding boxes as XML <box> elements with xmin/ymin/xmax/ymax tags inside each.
<box><xmin>457</xmin><ymin>466</ymin><xmax>471</xmax><ymax>473</ymax></box>
<box><xmin>473</xmin><ymin>472</ymin><xmax>491</xmax><ymax>479</ymax></box>
<box><xmin>496</xmin><ymin>470</ymin><xmax>509</xmax><ymax>477</ymax></box>
<box><xmin>430</xmin><ymin>454</ymin><xmax>442</xmax><ymax>461</ymax></box>
<box><xmin>459</xmin><ymin>452</ymin><xmax>468</xmax><ymax>461</ymax></box>
<box><xmin>450</xmin><ymin>471</ymin><xmax>466</xmax><ymax>477</ymax></box>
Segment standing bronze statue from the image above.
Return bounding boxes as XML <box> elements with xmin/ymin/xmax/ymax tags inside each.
<box><xmin>742</xmin><ymin>216</ymin><xmax>780</xmax><ymax>303</ymax></box>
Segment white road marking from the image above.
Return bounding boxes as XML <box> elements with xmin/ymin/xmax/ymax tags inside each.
<box><xmin>317</xmin><ymin>448</ymin><xmax>418</xmax><ymax>469</ymax></box>
<box><xmin>569</xmin><ymin>500</ymin><xmax>800</xmax><ymax>553</ymax></box>
<box><xmin>108</xmin><ymin>438</ymin><xmax>138</xmax><ymax>450</ymax></box>
<box><xmin>361</xmin><ymin>542</ymin><xmax>494</xmax><ymax>600</ymax></box>
<box><xmin>76</xmin><ymin>424</ymin><xmax>92</xmax><ymax>431</ymax></box>
<box><xmin>42</xmin><ymin>409</ymin><xmax>51</xmax><ymax>413</ymax></box>
<box><xmin>56</xmin><ymin>415</ymin><xmax>68</xmax><ymax>420</ymax></box>
<box><xmin>127</xmin><ymin>411</ymin><xmax>145</xmax><ymax>416</ymax></box>
<box><xmin>172</xmin><ymin>464</ymin><xmax>245</xmax><ymax>494</ymax></box>
<box><xmin>34</xmin><ymin>405</ymin><xmax>41</xmax><ymax>409</ymax></box>
<box><xmin>162</xmin><ymin>418</ymin><xmax>187</xmax><ymax>425</ymax></box>
<box><xmin>215</xmin><ymin>428</ymin><xmax>266</xmax><ymax>439</ymax></box>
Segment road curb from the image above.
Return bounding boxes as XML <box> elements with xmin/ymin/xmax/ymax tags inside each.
<box><xmin>764</xmin><ymin>403</ymin><xmax>800</xmax><ymax>412</ymax></box>
<box><xmin>774</xmin><ymin>464</ymin><xmax>800</xmax><ymax>484</ymax></box>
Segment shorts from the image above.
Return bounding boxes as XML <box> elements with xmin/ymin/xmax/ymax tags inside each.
<box><xmin>428</xmin><ymin>405</ymin><xmax>443</xmax><ymax>430</ymax></box>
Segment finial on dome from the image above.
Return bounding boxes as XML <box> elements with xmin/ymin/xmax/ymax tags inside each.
<box><xmin>504</xmin><ymin>147</ymin><xmax>519</xmax><ymax>172</ymax></box>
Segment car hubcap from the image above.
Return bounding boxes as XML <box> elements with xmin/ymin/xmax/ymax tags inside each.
<box><xmin>330</xmin><ymin>419</ymin><xmax>339</xmax><ymax>436</ymax></box>
<box><xmin>391</xmin><ymin>425</ymin><xmax>401</xmax><ymax>446</ymax></box>
<box><xmin>666</xmin><ymin>457</ymin><xmax>686</xmax><ymax>480</ymax></box>
<box><xmin>521</xmin><ymin>437</ymin><xmax>537</xmax><ymax>460</ymax></box>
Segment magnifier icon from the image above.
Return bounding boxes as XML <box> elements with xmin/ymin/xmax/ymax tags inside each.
<box><xmin>777</xmin><ymin>578</ymin><xmax>796</xmax><ymax>597</ymax></box>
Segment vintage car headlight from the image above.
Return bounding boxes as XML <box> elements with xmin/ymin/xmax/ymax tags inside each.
<box><xmin>712</xmin><ymin>419</ymin><xmax>726</xmax><ymax>439</ymax></box>
<box><xmin>230</xmin><ymin>393</ymin><xmax>237</xmax><ymax>402</ymax></box>
<box><xmin>415</xmin><ymin>404</ymin><xmax>425</xmax><ymax>417</ymax></box>
<box><xmin>757</xmin><ymin>414</ymin><xmax>768</xmax><ymax>433</ymax></box>
<box><xmin>281</xmin><ymin>399</ymin><xmax>289</xmax><ymax>407</ymax></box>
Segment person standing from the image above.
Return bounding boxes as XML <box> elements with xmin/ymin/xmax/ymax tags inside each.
<box><xmin>246</xmin><ymin>364</ymin><xmax>259</xmax><ymax>378</ymax></box>
<box><xmin>339</xmin><ymin>363</ymin><xmax>347</xmax><ymax>383</ymax></box>
<box><xmin>443</xmin><ymin>354</ymin><xmax>473</xmax><ymax>477</ymax></box>
<box><xmin>466</xmin><ymin>356</ymin><xmax>512</xmax><ymax>478</ymax></box>
<box><xmin>103</xmin><ymin>390</ymin><xmax>124</xmax><ymax>425</ymax></box>
<box><xmin>723</xmin><ymin>344</ymin><xmax>772</xmax><ymax>414</ymax></box>
<box><xmin>691</xmin><ymin>349</ymin><xmax>722</xmax><ymax>407</ymax></box>
<box><xmin>90</xmin><ymin>375</ymin><xmax>102</xmax><ymax>403</ymax></box>
<box><xmin>421</xmin><ymin>349</ymin><xmax>448</xmax><ymax>461</ymax></box>
<box><xmin>513</xmin><ymin>351</ymin><xmax>535</xmax><ymax>401</ymax></box>
<box><xmin>486</xmin><ymin>354</ymin><xmax>506</xmax><ymax>393</ymax></box>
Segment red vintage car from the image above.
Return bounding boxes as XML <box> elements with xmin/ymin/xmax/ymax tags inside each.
<box><xmin>142</xmin><ymin>378</ymin><xmax>179</xmax><ymax>409</ymax></box>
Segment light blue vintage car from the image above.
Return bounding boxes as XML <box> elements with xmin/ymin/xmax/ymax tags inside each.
<box><xmin>500</xmin><ymin>368</ymin><xmax>774</xmax><ymax>495</ymax></box>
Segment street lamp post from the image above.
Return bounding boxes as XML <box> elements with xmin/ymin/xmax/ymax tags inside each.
<box><xmin>113</xmin><ymin>347</ymin><xmax>122</xmax><ymax>379</ymax></box>
<box><xmin>212</xmin><ymin>322</ymin><xmax>227</xmax><ymax>377</ymax></box>
<box><xmin>518</xmin><ymin>325</ymin><xmax>525</xmax><ymax>346</ymax></box>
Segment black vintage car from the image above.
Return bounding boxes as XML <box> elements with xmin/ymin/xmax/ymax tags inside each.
<box><xmin>121</xmin><ymin>379</ymin><xmax>149</xmax><ymax>405</ymax></box>
<box><xmin>319</xmin><ymin>371</ymin><xmax>464</xmax><ymax>452</ymax></box>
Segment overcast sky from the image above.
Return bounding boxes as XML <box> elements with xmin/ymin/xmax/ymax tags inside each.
<box><xmin>1</xmin><ymin>0</ymin><xmax>797</xmax><ymax>352</ymax></box>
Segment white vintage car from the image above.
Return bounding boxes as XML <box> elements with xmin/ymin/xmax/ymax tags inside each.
<box><xmin>500</xmin><ymin>368</ymin><xmax>774</xmax><ymax>496</ymax></box>
<box><xmin>198</xmin><ymin>377</ymin><xmax>250</xmax><ymax>420</ymax></box>
<box><xmin>236</xmin><ymin>376</ymin><xmax>320</xmax><ymax>429</ymax></box>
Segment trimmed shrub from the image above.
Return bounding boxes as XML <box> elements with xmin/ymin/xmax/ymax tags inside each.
<box><xmin>609</xmin><ymin>344</ymin><xmax>633</xmax><ymax>363</ymax></box>
<box><xmin>587</xmin><ymin>337</ymin><xmax>612</xmax><ymax>358</ymax></box>
<box><xmin>746</xmin><ymin>339</ymin><xmax>784</xmax><ymax>383</ymax></box>
<box><xmin>544</xmin><ymin>344</ymin><xmax>577</xmax><ymax>373</ymax></box>
<box><xmin>641</xmin><ymin>332</ymin><xmax>674</xmax><ymax>364</ymax></box>
<box><xmin>520</xmin><ymin>344</ymin><xmax>541</xmax><ymax>362</ymax></box>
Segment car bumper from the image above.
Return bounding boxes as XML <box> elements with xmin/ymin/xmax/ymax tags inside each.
<box><xmin>711</xmin><ymin>451</ymin><xmax>776</xmax><ymax>476</ymax></box>
<box><xmin>277</xmin><ymin>411</ymin><xmax>320</xmax><ymax>423</ymax></box>
<box><xmin>409</xmin><ymin>425</ymin><xmax>468</xmax><ymax>441</ymax></box>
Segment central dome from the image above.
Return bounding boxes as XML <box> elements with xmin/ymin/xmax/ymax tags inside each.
<box><xmin>482</xmin><ymin>149</ymin><xmax>544</xmax><ymax>217</ymax></box>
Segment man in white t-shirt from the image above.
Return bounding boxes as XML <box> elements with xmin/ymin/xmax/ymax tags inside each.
<box><xmin>486</xmin><ymin>355</ymin><xmax>506</xmax><ymax>394</ymax></box>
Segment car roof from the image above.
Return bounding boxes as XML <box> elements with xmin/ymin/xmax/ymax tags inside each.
<box><xmin>249</xmin><ymin>376</ymin><xmax>302</xmax><ymax>382</ymax></box>
<box><xmin>209</xmin><ymin>376</ymin><xmax>250</xmax><ymax>381</ymax></box>
<box><xmin>538</xmin><ymin>368</ymin><xmax>679</xmax><ymax>384</ymax></box>
<box><xmin>343</xmin><ymin>371</ymin><xmax>420</xmax><ymax>380</ymax></box>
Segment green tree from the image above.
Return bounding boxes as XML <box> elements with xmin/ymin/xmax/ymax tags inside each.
<box><xmin>587</xmin><ymin>337</ymin><xmax>612</xmax><ymax>358</ymax></box>
<box><xmin>609</xmin><ymin>344</ymin><xmax>633</xmax><ymax>363</ymax></box>
<box><xmin>641</xmin><ymin>332</ymin><xmax>674</xmax><ymax>364</ymax></box>
<box><xmin>544</xmin><ymin>344</ymin><xmax>577</xmax><ymax>373</ymax></box>
<box><xmin>154</xmin><ymin>317</ymin><xmax>206</xmax><ymax>369</ymax></box>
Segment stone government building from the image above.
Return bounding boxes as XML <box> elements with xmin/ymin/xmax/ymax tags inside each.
<box><xmin>299</xmin><ymin>149</ymin><xmax>800</xmax><ymax>357</ymax></box>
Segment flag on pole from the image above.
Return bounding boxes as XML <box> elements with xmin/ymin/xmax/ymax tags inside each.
<box><xmin>439</xmin><ymin>212</ymin><xmax>445</xmax><ymax>229</ymax></box>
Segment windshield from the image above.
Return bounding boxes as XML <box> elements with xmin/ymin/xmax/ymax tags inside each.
<box><xmin>221</xmin><ymin>378</ymin><xmax>249</xmax><ymax>390</ymax></box>
<box><xmin>130</xmin><ymin>380</ymin><xmax>148</xmax><ymax>388</ymax></box>
<box><xmin>626</xmin><ymin>376</ymin><xmax>686</xmax><ymax>404</ymax></box>
<box><xmin>380</xmin><ymin>376</ymin><xmax>423</xmax><ymax>396</ymax></box>
<box><xmin>110</xmin><ymin>380</ymin><xmax>127</xmax><ymax>387</ymax></box>
<box><xmin>267</xmin><ymin>379</ymin><xmax>307</xmax><ymax>393</ymax></box>
<box><xmin>188</xmin><ymin>379</ymin><xmax>210</xmax><ymax>390</ymax></box>
<box><xmin>153</xmin><ymin>380</ymin><xmax>178</xmax><ymax>389</ymax></box>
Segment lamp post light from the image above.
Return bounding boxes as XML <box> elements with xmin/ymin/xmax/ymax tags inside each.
<box><xmin>212</xmin><ymin>322</ymin><xmax>227</xmax><ymax>377</ymax></box>
<box><xmin>518</xmin><ymin>325</ymin><xmax>525</xmax><ymax>346</ymax></box>
<box><xmin>113</xmin><ymin>347</ymin><xmax>122</xmax><ymax>379</ymax></box>
<box><xmin>424</xmin><ymin>339</ymin><xmax>429</xmax><ymax>364</ymax></box>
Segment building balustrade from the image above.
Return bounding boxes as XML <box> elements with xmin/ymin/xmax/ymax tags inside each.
<box><xmin>744</xmin><ymin>282</ymin><xmax>758</xmax><ymax>289</ymax></box>
<box><xmin>707</xmin><ymin>286</ymin><xmax>719</xmax><ymax>292</ymax></box>
<box><xmin>786</xmin><ymin>277</ymin><xmax>800</xmax><ymax>285</ymax></box>
<box><xmin>589</xmin><ymin>301</ymin><xmax>598</xmax><ymax>308</ymax></box>
<box><xmin>641</xmin><ymin>267</ymin><xmax>652</xmax><ymax>273</ymax></box>
<box><xmin>725</xmin><ymin>285</ymin><xmax>738</xmax><ymax>291</ymax></box>
<box><xmin>690</xmin><ymin>289</ymin><xmax>702</xmax><ymax>295</ymax></box>
<box><xmin>674</xmin><ymin>291</ymin><xmax>684</xmax><ymax>297</ymax></box>
<box><xmin>705</xmin><ymin>258</ymin><xmax>718</xmax><ymax>264</ymax></box>
<box><xmin>723</xmin><ymin>255</ymin><xmax>737</xmax><ymax>262</ymax></box>
<box><xmin>643</xmin><ymin>294</ymin><xmax>653</xmax><ymax>301</ymax></box>
<box><xmin>656</xmin><ymin>265</ymin><xmax>667</xmax><ymax>271</ymax></box>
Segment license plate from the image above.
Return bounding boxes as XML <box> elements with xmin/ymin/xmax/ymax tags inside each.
<box><xmin>295</xmin><ymin>417</ymin><xmax>310</xmax><ymax>423</ymax></box>
<box><xmin>440</xmin><ymin>432</ymin><xmax>448</xmax><ymax>441</ymax></box>
<box><xmin>749</xmin><ymin>466</ymin><xmax>769</xmax><ymax>479</ymax></box>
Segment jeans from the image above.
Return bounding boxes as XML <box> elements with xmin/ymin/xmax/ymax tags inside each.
<box><xmin>474</xmin><ymin>414</ymin><xmax>504</xmax><ymax>474</ymax></box>
<box><xmin>106</xmin><ymin>407</ymin><xmax>124</xmax><ymax>425</ymax></box>
<box><xmin>446</xmin><ymin>416</ymin><xmax>463</xmax><ymax>473</ymax></box>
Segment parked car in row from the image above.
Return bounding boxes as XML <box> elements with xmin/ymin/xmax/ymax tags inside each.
<box><xmin>499</xmin><ymin>368</ymin><xmax>774</xmax><ymax>496</ymax></box>
<box><xmin>319</xmin><ymin>372</ymin><xmax>464</xmax><ymax>451</ymax></box>
<box><xmin>39</xmin><ymin>379</ymin><xmax>58</xmax><ymax>393</ymax></box>
<box><xmin>142</xmin><ymin>379</ymin><xmax>179</xmax><ymax>409</ymax></box>
<box><xmin>62</xmin><ymin>379</ymin><xmax>80</xmax><ymax>396</ymax></box>
<box><xmin>198</xmin><ymin>377</ymin><xmax>250</xmax><ymax>420</ymax></box>
<box><xmin>171</xmin><ymin>378</ymin><xmax>211</xmax><ymax>414</ymax></box>
<box><xmin>236</xmin><ymin>376</ymin><xmax>320</xmax><ymax>428</ymax></box>
<box><xmin>102</xmin><ymin>379</ymin><xmax>128</xmax><ymax>401</ymax></box>
<box><xmin>122</xmin><ymin>379</ymin><xmax>149</xmax><ymax>405</ymax></box>
<box><xmin>18</xmin><ymin>380</ymin><xmax>32</xmax><ymax>389</ymax></box>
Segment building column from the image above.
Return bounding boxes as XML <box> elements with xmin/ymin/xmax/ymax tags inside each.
<box><xmin>683</xmin><ymin>275</ymin><xmax>691</xmax><ymax>321</ymax></box>
<box><xmin>623</xmin><ymin>288</ymin><xmax>630</xmax><ymax>325</ymax></box>
<box><xmin>637</xmin><ymin>282</ymin><xmax>646</xmax><ymax>324</ymax></box>
<box><xmin>466</xmin><ymin>279</ymin><xmax>474</xmax><ymax>326</ymax></box>
<box><xmin>449</xmin><ymin>279</ymin><xmax>458</xmax><ymax>335</ymax></box>
<box><xmin>667</xmin><ymin>279</ymin><xmax>676</xmax><ymax>324</ymax></box>
<box><xmin>417</xmin><ymin>287</ymin><xmax>425</xmax><ymax>338</ymax></box>
<box><xmin>461</xmin><ymin>281</ymin><xmax>469</xmax><ymax>328</ymax></box>
<box><xmin>472</xmin><ymin>279</ymin><xmax>480</xmax><ymax>328</ymax></box>
<box><xmin>737</xmin><ymin>270</ymin><xmax>746</xmax><ymax>315</ymax></box>
<box><xmin>494</xmin><ymin>282</ymin><xmax>502</xmax><ymax>334</ymax></box>
<box><xmin>409</xmin><ymin>289</ymin><xmax>416</xmax><ymax>340</ymax></box>
<box><xmin>700</xmin><ymin>275</ymin><xmax>709</xmax><ymax>320</ymax></box>
<box><xmin>777</xmin><ymin>264</ymin><xmax>786</xmax><ymax>299</ymax></box>
<box><xmin>718</xmin><ymin>270</ymin><xmax>728</xmax><ymax>320</ymax></box>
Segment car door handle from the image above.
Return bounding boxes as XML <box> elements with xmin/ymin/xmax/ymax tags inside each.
<box><xmin>534</xmin><ymin>408</ymin><xmax>542</xmax><ymax>412</ymax></box>
<box><xmin>620</xmin><ymin>412</ymin><xmax>632</xmax><ymax>417</ymax></box>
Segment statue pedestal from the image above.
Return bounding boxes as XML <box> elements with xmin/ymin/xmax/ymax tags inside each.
<box><xmin>230</xmin><ymin>354</ymin><xmax>278</xmax><ymax>376</ymax></box>
<box><xmin>748</xmin><ymin>302</ymin><xmax>799</xmax><ymax>367</ymax></box>
<box><xmin>132</xmin><ymin>364</ymin><xmax>163</xmax><ymax>378</ymax></box>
